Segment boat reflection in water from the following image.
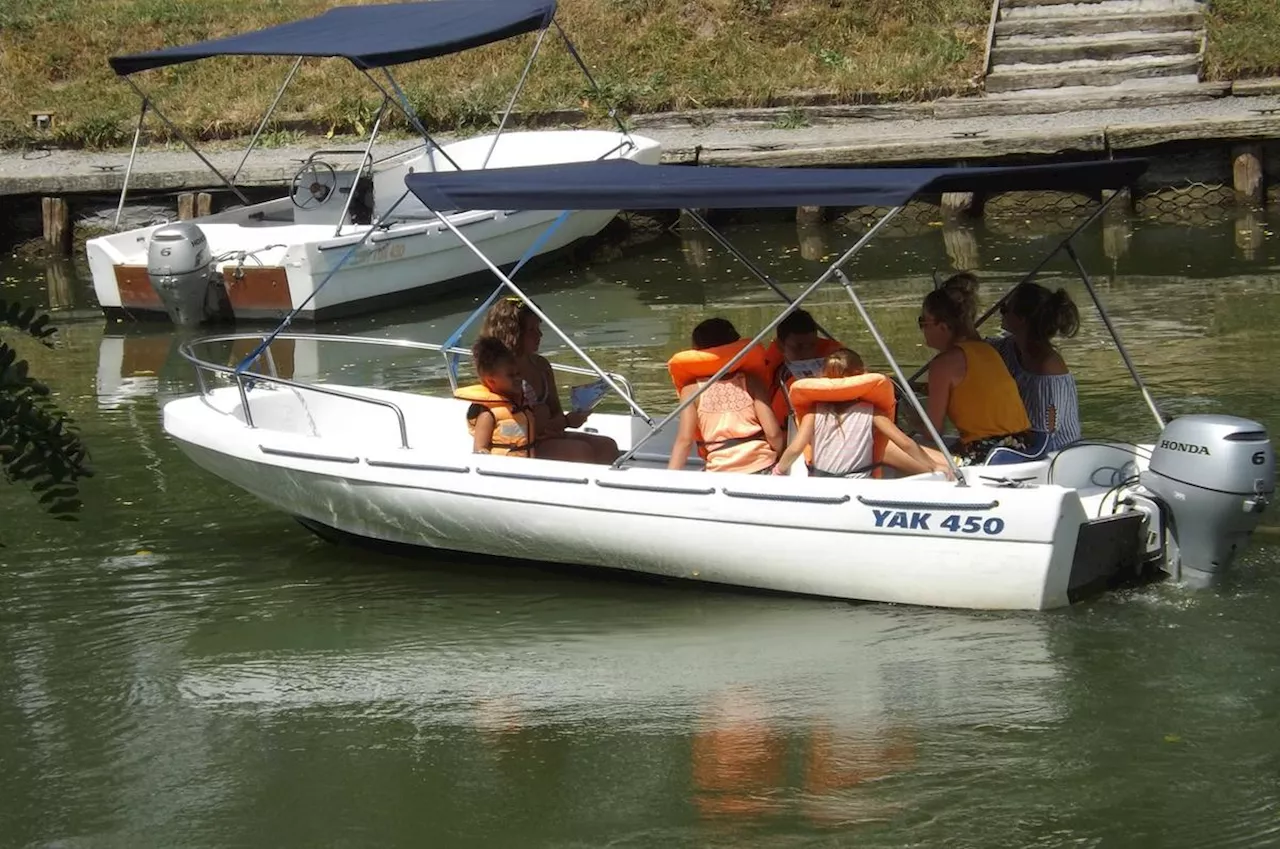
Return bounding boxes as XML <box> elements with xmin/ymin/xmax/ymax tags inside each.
<box><xmin>175</xmin><ymin>571</ymin><xmax>1058</xmax><ymax>831</ymax></box>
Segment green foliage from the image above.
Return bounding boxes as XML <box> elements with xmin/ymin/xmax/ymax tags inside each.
<box><xmin>0</xmin><ymin>299</ymin><xmax>92</xmax><ymax>540</ymax></box>
<box><xmin>1205</xmin><ymin>0</ymin><xmax>1280</xmax><ymax>79</ymax></box>
<box><xmin>772</xmin><ymin>107</ymin><xmax>810</xmax><ymax>129</ymax></box>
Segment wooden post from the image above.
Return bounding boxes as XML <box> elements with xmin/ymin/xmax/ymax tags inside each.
<box><xmin>45</xmin><ymin>259</ymin><xmax>74</xmax><ymax>309</ymax></box>
<box><xmin>797</xmin><ymin>221</ymin><xmax>828</xmax><ymax>262</ymax></box>
<box><xmin>796</xmin><ymin>205</ymin><xmax>825</xmax><ymax>225</ymax></box>
<box><xmin>1235</xmin><ymin>209</ymin><xmax>1264</xmax><ymax>261</ymax></box>
<box><xmin>41</xmin><ymin>197</ymin><xmax>72</xmax><ymax>257</ymax></box>
<box><xmin>943</xmin><ymin>223</ymin><xmax>980</xmax><ymax>271</ymax></box>
<box><xmin>1232</xmin><ymin>144</ymin><xmax>1264</xmax><ymax>206</ymax></box>
<box><xmin>178</xmin><ymin>192</ymin><xmax>196</xmax><ymax>220</ymax></box>
<box><xmin>197</xmin><ymin>192</ymin><xmax>214</xmax><ymax>217</ymax></box>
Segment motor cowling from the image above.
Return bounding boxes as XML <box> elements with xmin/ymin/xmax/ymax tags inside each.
<box><xmin>1139</xmin><ymin>414</ymin><xmax>1274</xmax><ymax>583</ymax></box>
<box><xmin>146</xmin><ymin>222</ymin><xmax>218</xmax><ymax>326</ymax></box>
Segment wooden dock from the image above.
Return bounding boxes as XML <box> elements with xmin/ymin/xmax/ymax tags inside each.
<box><xmin>2</xmin><ymin>86</ymin><xmax>1277</xmax><ymax>254</ymax></box>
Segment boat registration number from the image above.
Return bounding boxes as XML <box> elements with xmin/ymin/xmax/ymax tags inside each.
<box><xmin>871</xmin><ymin>509</ymin><xmax>1005</xmax><ymax>536</ymax></box>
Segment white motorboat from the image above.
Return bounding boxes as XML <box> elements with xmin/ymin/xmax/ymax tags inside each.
<box><xmin>86</xmin><ymin>0</ymin><xmax>660</xmax><ymax>325</ymax></box>
<box><xmin>161</xmin><ymin>158</ymin><xmax>1275</xmax><ymax>611</ymax></box>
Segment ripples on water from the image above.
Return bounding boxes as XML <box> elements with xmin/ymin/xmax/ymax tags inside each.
<box><xmin>1</xmin><ymin>210</ymin><xmax>1279</xmax><ymax>847</ymax></box>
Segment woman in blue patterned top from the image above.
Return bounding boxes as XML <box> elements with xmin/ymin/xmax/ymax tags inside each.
<box><xmin>987</xmin><ymin>282</ymin><xmax>1082</xmax><ymax>452</ymax></box>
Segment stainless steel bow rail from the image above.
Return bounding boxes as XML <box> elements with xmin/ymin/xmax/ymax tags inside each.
<box><xmin>177</xmin><ymin>332</ymin><xmax>635</xmax><ymax>451</ymax></box>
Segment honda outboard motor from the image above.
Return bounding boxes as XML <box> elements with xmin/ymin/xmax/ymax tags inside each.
<box><xmin>1140</xmin><ymin>415</ymin><xmax>1274</xmax><ymax>584</ymax></box>
<box><xmin>146</xmin><ymin>222</ymin><xmax>219</xmax><ymax>326</ymax></box>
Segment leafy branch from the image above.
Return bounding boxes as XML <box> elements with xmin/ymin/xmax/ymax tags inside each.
<box><xmin>0</xmin><ymin>299</ymin><xmax>93</xmax><ymax>540</ymax></box>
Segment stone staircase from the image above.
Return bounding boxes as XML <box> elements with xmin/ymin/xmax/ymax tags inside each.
<box><xmin>985</xmin><ymin>0</ymin><xmax>1206</xmax><ymax>98</ymax></box>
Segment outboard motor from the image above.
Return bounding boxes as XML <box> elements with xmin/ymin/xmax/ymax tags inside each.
<box><xmin>146</xmin><ymin>222</ymin><xmax>219</xmax><ymax>326</ymax></box>
<box><xmin>1140</xmin><ymin>415</ymin><xmax>1274</xmax><ymax>584</ymax></box>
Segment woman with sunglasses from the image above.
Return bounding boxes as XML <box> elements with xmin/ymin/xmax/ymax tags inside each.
<box><xmin>986</xmin><ymin>282</ymin><xmax>1082</xmax><ymax>452</ymax></box>
<box><xmin>916</xmin><ymin>272</ymin><xmax>1032</xmax><ymax>466</ymax></box>
<box><xmin>480</xmin><ymin>298</ymin><xmax>620</xmax><ymax>464</ymax></box>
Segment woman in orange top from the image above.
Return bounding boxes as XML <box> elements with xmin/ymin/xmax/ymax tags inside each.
<box><xmin>668</xmin><ymin>318</ymin><xmax>785</xmax><ymax>473</ymax></box>
<box><xmin>917</xmin><ymin>273</ymin><xmax>1032</xmax><ymax>466</ymax></box>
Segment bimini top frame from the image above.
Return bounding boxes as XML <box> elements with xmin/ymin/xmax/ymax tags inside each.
<box><xmin>404</xmin><ymin>158</ymin><xmax>1155</xmax><ymax>485</ymax></box>
<box><xmin>105</xmin><ymin>0</ymin><xmax>633</xmax><ymax>229</ymax></box>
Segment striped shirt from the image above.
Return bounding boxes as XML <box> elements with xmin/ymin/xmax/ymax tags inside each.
<box><xmin>988</xmin><ymin>335</ymin><xmax>1081</xmax><ymax>452</ymax></box>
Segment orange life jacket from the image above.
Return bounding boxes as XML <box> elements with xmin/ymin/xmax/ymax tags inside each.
<box><xmin>668</xmin><ymin>339</ymin><xmax>772</xmax><ymax>393</ymax></box>
<box><xmin>668</xmin><ymin>340</ymin><xmax>775</xmax><ymax>470</ymax></box>
<box><xmin>789</xmin><ymin>374</ymin><xmax>897</xmax><ymax>474</ymax></box>
<box><xmin>455</xmin><ymin>384</ymin><xmax>536</xmax><ymax>457</ymax></box>
<box><xmin>763</xmin><ymin>337</ymin><xmax>846</xmax><ymax>426</ymax></box>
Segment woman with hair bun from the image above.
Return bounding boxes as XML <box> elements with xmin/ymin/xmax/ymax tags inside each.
<box><xmin>987</xmin><ymin>282</ymin><xmax>1082</xmax><ymax>452</ymax></box>
<box><xmin>917</xmin><ymin>272</ymin><xmax>1032</xmax><ymax>465</ymax></box>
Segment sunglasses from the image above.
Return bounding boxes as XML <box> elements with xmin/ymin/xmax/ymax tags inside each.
<box><xmin>917</xmin><ymin>315</ymin><xmax>935</xmax><ymax>328</ymax></box>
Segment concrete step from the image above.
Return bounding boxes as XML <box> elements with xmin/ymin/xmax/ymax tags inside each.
<box><xmin>991</xmin><ymin>31</ymin><xmax>1201</xmax><ymax>64</ymax></box>
<box><xmin>986</xmin><ymin>55</ymin><xmax>1202</xmax><ymax>93</ymax></box>
<box><xmin>1002</xmin><ymin>0</ymin><xmax>1202</xmax><ymax>20</ymax></box>
<box><xmin>978</xmin><ymin>77</ymin><xmax>1217</xmax><ymax>104</ymax></box>
<box><xmin>994</xmin><ymin>11</ymin><xmax>1202</xmax><ymax>38</ymax></box>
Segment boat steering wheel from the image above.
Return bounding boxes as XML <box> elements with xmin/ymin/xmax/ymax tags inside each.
<box><xmin>290</xmin><ymin>160</ymin><xmax>338</xmax><ymax>210</ymax></box>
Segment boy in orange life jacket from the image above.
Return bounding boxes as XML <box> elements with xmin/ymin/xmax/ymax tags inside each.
<box><xmin>459</xmin><ymin>336</ymin><xmax>536</xmax><ymax>457</ymax></box>
<box><xmin>667</xmin><ymin>318</ymin><xmax>785</xmax><ymax>473</ymax></box>
<box><xmin>772</xmin><ymin>348</ymin><xmax>947</xmax><ymax>478</ymax></box>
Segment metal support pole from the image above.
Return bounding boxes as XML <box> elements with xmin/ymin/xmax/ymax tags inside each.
<box><xmin>684</xmin><ymin>208</ymin><xmax>838</xmax><ymax>341</ymax></box>
<box><xmin>334</xmin><ymin>98</ymin><xmax>388</xmax><ymax>237</ymax></box>
<box><xmin>114</xmin><ymin>98</ymin><xmax>149</xmax><ymax>230</ymax></box>
<box><xmin>366</xmin><ymin>69</ymin><xmax>463</xmax><ymax>173</ymax></box>
<box><xmin>1064</xmin><ymin>242</ymin><xmax>1165</xmax><ymax>430</ymax></box>
<box><xmin>553</xmin><ymin>21</ymin><xmax>634</xmax><ymax>143</ymax></box>
<box><xmin>422</xmin><ymin>201</ymin><xmax>652</xmax><ymax>424</ymax></box>
<box><xmin>123</xmin><ymin>78</ymin><xmax>250</xmax><ymax>206</ymax></box>
<box><xmin>614</xmin><ymin>206</ymin><xmax>905</xmax><ymax>469</ymax></box>
<box><xmin>483</xmin><ymin>25</ymin><xmax>550</xmax><ymax>170</ymax></box>
<box><xmin>837</xmin><ymin>269</ymin><xmax>964</xmax><ymax>485</ymax></box>
<box><xmin>233</xmin><ymin>56</ymin><xmax>303</xmax><ymax>186</ymax></box>
<box><xmin>908</xmin><ymin>190</ymin><xmax>1123</xmax><ymax>384</ymax></box>
<box><xmin>234</xmin><ymin>188</ymin><xmax>414</xmax><ymax>373</ymax></box>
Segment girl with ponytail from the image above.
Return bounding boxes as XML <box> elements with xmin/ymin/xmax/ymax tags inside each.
<box><xmin>987</xmin><ymin>282</ymin><xmax>1082</xmax><ymax>451</ymax></box>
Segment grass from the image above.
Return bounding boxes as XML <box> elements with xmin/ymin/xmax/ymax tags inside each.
<box><xmin>0</xmin><ymin>0</ymin><xmax>990</xmax><ymax>150</ymax></box>
<box><xmin>1204</xmin><ymin>0</ymin><xmax>1280</xmax><ymax>80</ymax></box>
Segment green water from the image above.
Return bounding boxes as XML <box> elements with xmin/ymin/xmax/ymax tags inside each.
<box><xmin>2</xmin><ymin>206</ymin><xmax>1280</xmax><ymax>848</ymax></box>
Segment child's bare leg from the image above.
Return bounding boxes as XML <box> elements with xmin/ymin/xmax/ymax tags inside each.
<box><xmin>573</xmin><ymin>432</ymin><xmax>621</xmax><ymax>464</ymax></box>
<box><xmin>534</xmin><ymin>437</ymin><xmax>596</xmax><ymax>464</ymax></box>
<box><xmin>882</xmin><ymin>441</ymin><xmax>934</xmax><ymax>476</ymax></box>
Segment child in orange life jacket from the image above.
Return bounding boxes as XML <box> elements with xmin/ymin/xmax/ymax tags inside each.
<box><xmin>667</xmin><ymin>318</ymin><xmax>786</xmax><ymax>474</ymax></box>
<box><xmin>458</xmin><ymin>336</ymin><xmax>536</xmax><ymax>457</ymax></box>
<box><xmin>772</xmin><ymin>348</ymin><xmax>946</xmax><ymax>478</ymax></box>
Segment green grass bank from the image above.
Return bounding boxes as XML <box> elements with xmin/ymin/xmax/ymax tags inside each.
<box><xmin>0</xmin><ymin>0</ymin><xmax>1276</xmax><ymax>152</ymax></box>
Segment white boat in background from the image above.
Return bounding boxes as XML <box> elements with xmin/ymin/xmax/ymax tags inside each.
<box><xmin>86</xmin><ymin>0</ymin><xmax>660</xmax><ymax>325</ymax></box>
<box><xmin>160</xmin><ymin>158</ymin><xmax>1276</xmax><ymax>611</ymax></box>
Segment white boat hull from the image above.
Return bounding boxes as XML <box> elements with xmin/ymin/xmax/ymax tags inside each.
<box><xmin>86</xmin><ymin>130</ymin><xmax>662</xmax><ymax>321</ymax></box>
<box><xmin>163</xmin><ymin>385</ymin><xmax>1146</xmax><ymax>611</ymax></box>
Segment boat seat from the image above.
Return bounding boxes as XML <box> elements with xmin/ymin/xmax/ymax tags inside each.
<box><xmin>984</xmin><ymin>430</ymin><xmax>1051</xmax><ymax>466</ymax></box>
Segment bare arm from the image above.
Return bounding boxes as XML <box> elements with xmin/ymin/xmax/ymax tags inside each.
<box><xmin>773</xmin><ymin>413</ymin><xmax>815</xmax><ymax>475</ymax></box>
<box><xmin>925</xmin><ymin>348</ymin><xmax>964</xmax><ymax>435</ymax></box>
<box><xmin>472</xmin><ymin>409</ymin><xmax>496</xmax><ymax>454</ymax></box>
<box><xmin>872</xmin><ymin>414</ymin><xmax>936</xmax><ymax>475</ymax></box>
<box><xmin>748</xmin><ymin>376</ymin><xmax>786</xmax><ymax>455</ymax></box>
<box><xmin>544</xmin><ymin>357</ymin><xmax>594</xmax><ymax>430</ymax></box>
<box><xmin>667</xmin><ymin>387</ymin><xmax>699</xmax><ymax>470</ymax></box>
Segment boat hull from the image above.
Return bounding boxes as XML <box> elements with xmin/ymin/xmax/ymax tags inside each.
<box><xmin>163</xmin><ymin>387</ymin><xmax>1112</xmax><ymax>611</ymax></box>
<box><xmin>86</xmin><ymin>130</ymin><xmax>662</xmax><ymax>322</ymax></box>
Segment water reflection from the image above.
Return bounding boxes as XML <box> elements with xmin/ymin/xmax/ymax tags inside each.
<box><xmin>3</xmin><ymin>205</ymin><xmax>1280</xmax><ymax>848</ymax></box>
